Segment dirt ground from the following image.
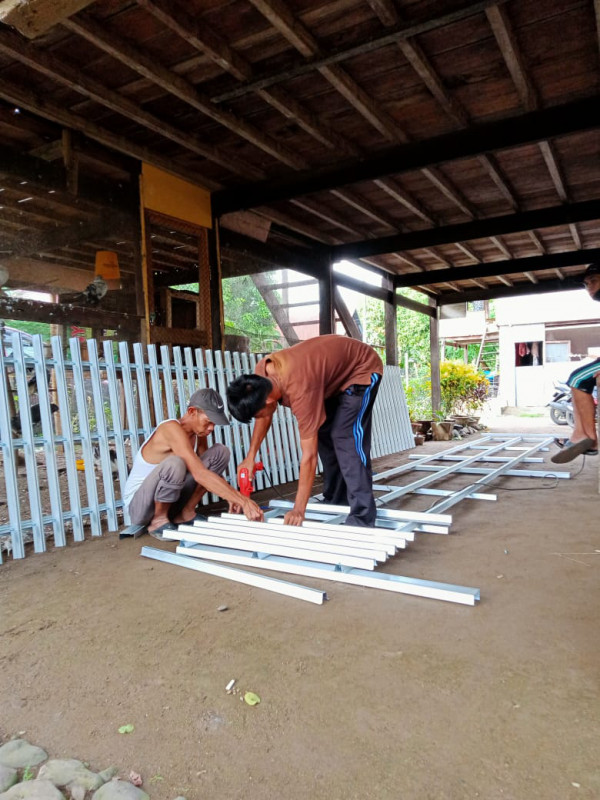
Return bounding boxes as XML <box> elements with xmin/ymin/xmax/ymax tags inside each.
<box><xmin>1</xmin><ymin>414</ymin><xmax>599</xmax><ymax>800</ymax></box>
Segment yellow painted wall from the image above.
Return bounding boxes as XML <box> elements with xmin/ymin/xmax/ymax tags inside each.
<box><xmin>141</xmin><ymin>163</ymin><xmax>212</xmax><ymax>228</ymax></box>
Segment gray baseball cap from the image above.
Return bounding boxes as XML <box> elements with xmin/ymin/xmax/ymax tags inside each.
<box><xmin>188</xmin><ymin>388</ymin><xmax>229</xmax><ymax>426</ymax></box>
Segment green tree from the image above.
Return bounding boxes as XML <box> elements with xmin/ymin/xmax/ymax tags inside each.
<box><xmin>221</xmin><ymin>275</ymin><xmax>281</xmax><ymax>351</ymax></box>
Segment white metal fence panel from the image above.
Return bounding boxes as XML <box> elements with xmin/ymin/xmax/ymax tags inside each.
<box><xmin>0</xmin><ymin>334</ymin><xmax>413</xmax><ymax>560</ymax></box>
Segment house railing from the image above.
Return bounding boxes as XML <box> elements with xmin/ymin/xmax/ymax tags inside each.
<box><xmin>0</xmin><ymin>334</ymin><xmax>413</xmax><ymax>562</ymax></box>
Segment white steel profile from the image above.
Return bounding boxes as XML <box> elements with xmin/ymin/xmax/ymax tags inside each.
<box><xmin>213</xmin><ymin>515</ymin><xmax>403</xmax><ymax>554</ymax></box>
<box><xmin>141</xmin><ymin>546</ymin><xmax>327</xmax><ymax>605</ymax></box>
<box><xmin>164</xmin><ymin>526</ymin><xmax>378</xmax><ymax>570</ymax></box>
<box><xmin>175</xmin><ymin>543</ymin><xmax>480</xmax><ymax>606</ymax></box>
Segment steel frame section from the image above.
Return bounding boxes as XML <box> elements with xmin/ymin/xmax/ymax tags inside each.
<box><xmin>217</xmin><ymin>515</ymin><xmax>404</xmax><ymax>553</ymax></box>
<box><xmin>175</xmin><ymin>543</ymin><xmax>480</xmax><ymax>606</ymax></box>
<box><xmin>141</xmin><ymin>546</ymin><xmax>327</xmax><ymax>605</ymax></box>
<box><xmin>165</xmin><ymin>525</ymin><xmax>379</xmax><ymax>570</ymax></box>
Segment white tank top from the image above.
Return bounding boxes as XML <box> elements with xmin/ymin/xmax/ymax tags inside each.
<box><xmin>123</xmin><ymin>419</ymin><xmax>197</xmax><ymax>509</ymax></box>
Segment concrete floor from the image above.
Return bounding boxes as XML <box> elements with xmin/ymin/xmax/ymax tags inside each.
<box><xmin>1</xmin><ymin>413</ymin><xmax>598</xmax><ymax>800</ymax></box>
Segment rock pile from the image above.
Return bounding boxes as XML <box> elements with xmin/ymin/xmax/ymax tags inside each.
<box><xmin>0</xmin><ymin>739</ymin><xmax>183</xmax><ymax>800</ymax></box>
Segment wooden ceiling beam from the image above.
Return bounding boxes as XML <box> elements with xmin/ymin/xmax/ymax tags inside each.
<box><xmin>486</xmin><ymin>7</ymin><xmax>585</xmax><ymax>256</ymax></box>
<box><xmin>0</xmin><ymin>144</ymin><xmax>134</xmax><ymax>212</ymax></box>
<box><xmin>486</xmin><ymin>4</ymin><xmax>539</xmax><ymax>110</ymax></box>
<box><xmin>436</xmin><ymin>278</ymin><xmax>576</xmax><ymax>305</ymax></box>
<box><xmin>388</xmin><ymin>247</ymin><xmax>600</xmax><ymax>288</ymax></box>
<box><xmin>0</xmin><ymin>29</ymin><xmax>263</xmax><ymax>183</ymax></box>
<box><xmin>0</xmin><ymin>211</ymin><xmax>130</xmax><ymax>258</ymax></box>
<box><xmin>212</xmin><ymin>0</ymin><xmax>507</xmax><ymax>104</ymax></box>
<box><xmin>331</xmin><ymin>200</ymin><xmax>600</xmax><ymax>260</ymax></box>
<box><xmin>373</xmin><ymin>178</ymin><xmax>435</xmax><ymax>224</ymax></box>
<box><xmin>0</xmin><ymin>76</ymin><xmax>217</xmax><ymax>191</ymax></box>
<box><xmin>289</xmin><ymin>198</ymin><xmax>366</xmax><ymax>236</ymax></box>
<box><xmin>139</xmin><ymin>0</ymin><xmax>359</xmax><ymax>158</ymax></box>
<box><xmin>213</xmin><ymin>96</ymin><xmax>600</xmax><ymax>213</ymax></box>
<box><xmin>62</xmin><ymin>15</ymin><xmax>306</xmax><ymax>171</ymax></box>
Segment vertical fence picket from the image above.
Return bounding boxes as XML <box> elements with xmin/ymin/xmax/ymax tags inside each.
<box><xmin>104</xmin><ymin>340</ymin><xmax>130</xmax><ymax>524</ymax></box>
<box><xmin>213</xmin><ymin>349</ymin><xmax>236</xmax><ymax>482</ymax></box>
<box><xmin>184</xmin><ymin>347</ymin><xmax>196</xmax><ymax>399</ymax></box>
<box><xmin>161</xmin><ymin>345</ymin><xmax>177</xmax><ymax>419</ymax></box>
<box><xmin>194</xmin><ymin>348</ymin><xmax>209</xmax><ymax>390</ymax></box>
<box><xmin>12</xmin><ymin>333</ymin><xmax>46</xmax><ymax>552</ymax></box>
<box><xmin>118</xmin><ymin>342</ymin><xmax>142</xmax><ymax>458</ymax></box>
<box><xmin>147</xmin><ymin>345</ymin><xmax>164</xmax><ymax>425</ymax></box>
<box><xmin>223</xmin><ymin>351</ymin><xmax>245</xmax><ymax>473</ymax></box>
<box><xmin>0</xmin><ymin>342</ymin><xmax>23</xmax><ymax>560</ymax></box>
<box><xmin>52</xmin><ymin>336</ymin><xmax>84</xmax><ymax>541</ymax></box>
<box><xmin>231</xmin><ymin>351</ymin><xmax>255</xmax><ymax>483</ymax></box>
<box><xmin>133</xmin><ymin>343</ymin><xmax>153</xmax><ymax>437</ymax></box>
<box><xmin>247</xmin><ymin>352</ymin><xmax>282</xmax><ymax>487</ymax></box>
<box><xmin>87</xmin><ymin>340</ymin><xmax>118</xmax><ymax>532</ymax></box>
<box><xmin>32</xmin><ymin>336</ymin><xmax>65</xmax><ymax>548</ymax></box>
<box><xmin>172</xmin><ymin>347</ymin><xmax>187</xmax><ymax>415</ymax></box>
<box><xmin>70</xmin><ymin>338</ymin><xmax>102</xmax><ymax>537</ymax></box>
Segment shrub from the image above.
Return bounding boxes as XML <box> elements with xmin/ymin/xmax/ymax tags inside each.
<box><xmin>440</xmin><ymin>361</ymin><xmax>489</xmax><ymax>417</ymax></box>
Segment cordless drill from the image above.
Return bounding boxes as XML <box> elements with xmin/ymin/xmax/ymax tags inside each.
<box><xmin>238</xmin><ymin>461</ymin><xmax>264</xmax><ymax>497</ymax></box>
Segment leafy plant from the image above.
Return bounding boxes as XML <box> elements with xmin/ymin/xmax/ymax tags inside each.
<box><xmin>22</xmin><ymin>766</ymin><xmax>34</xmax><ymax>781</ymax></box>
<box><xmin>440</xmin><ymin>361</ymin><xmax>489</xmax><ymax>417</ymax></box>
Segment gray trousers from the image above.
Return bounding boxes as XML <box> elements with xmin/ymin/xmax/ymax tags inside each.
<box><xmin>127</xmin><ymin>444</ymin><xmax>230</xmax><ymax>526</ymax></box>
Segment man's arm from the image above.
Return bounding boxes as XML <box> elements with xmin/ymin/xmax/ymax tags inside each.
<box><xmin>163</xmin><ymin>423</ymin><xmax>263</xmax><ymax>521</ymax></box>
<box><xmin>283</xmin><ymin>434</ymin><xmax>319</xmax><ymax>526</ymax></box>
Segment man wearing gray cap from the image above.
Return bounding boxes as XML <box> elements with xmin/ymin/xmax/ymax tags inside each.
<box><xmin>123</xmin><ymin>388</ymin><xmax>263</xmax><ymax>538</ymax></box>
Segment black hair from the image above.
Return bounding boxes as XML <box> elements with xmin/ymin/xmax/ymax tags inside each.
<box><xmin>226</xmin><ymin>375</ymin><xmax>272</xmax><ymax>422</ymax></box>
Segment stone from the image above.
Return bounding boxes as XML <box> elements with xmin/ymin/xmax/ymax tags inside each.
<box><xmin>96</xmin><ymin>769</ymin><xmax>118</xmax><ymax>785</ymax></box>
<box><xmin>0</xmin><ymin>742</ymin><xmax>47</xmax><ymax>770</ymax></box>
<box><xmin>0</xmin><ymin>780</ymin><xmax>64</xmax><ymax>799</ymax></box>
<box><xmin>38</xmin><ymin>761</ymin><xmax>103</xmax><ymax>792</ymax></box>
<box><xmin>0</xmin><ymin>767</ymin><xmax>18</xmax><ymax>793</ymax></box>
<box><xmin>91</xmin><ymin>781</ymin><xmax>149</xmax><ymax>800</ymax></box>
<box><xmin>69</xmin><ymin>787</ymin><xmax>85</xmax><ymax>800</ymax></box>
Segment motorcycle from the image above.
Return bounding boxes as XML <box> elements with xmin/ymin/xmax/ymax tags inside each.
<box><xmin>548</xmin><ymin>381</ymin><xmax>572</xmax><ymax>426</ymax></box>
<box><xmin>549</xmin><ymin>381</ymin><xmax>598</xmax><ymax>427</ymax></box>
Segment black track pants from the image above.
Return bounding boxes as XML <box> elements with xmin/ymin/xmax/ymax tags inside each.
<box><xmin>318</xmin><ymin>373</ymin><xmax>381</xmax><ymax>526</ymax></box>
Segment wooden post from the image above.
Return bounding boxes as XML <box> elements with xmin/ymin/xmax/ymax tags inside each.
<box><xmin>208</xmin><ymin>219</ymin><xmax>224</xmax><ymax>351</ymax></box>
<box><xmin>430</xmin><ymin>299</ymin><xmax>441</xmax><ymax>414</ymax></box>
<box><xmin>384</xmin><ymin>275</ymin><xmax>397</xmax><ymax>366</ymax></box>
<box><xmin>319</xmin><ymin>256</ymin><xmax>334</xmax><ymax>336</ymax></box>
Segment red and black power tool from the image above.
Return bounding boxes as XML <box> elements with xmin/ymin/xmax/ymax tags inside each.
<box><xmin>238</xmin><ymin>461</ymin><xmax>264</xmax><ymax>497</ymax></box>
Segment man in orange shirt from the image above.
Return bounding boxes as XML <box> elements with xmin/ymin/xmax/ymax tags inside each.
<box><xmin>227</xmin><ymin>335</ymin><xmax>383</xmax><ymax>527</ymax></box>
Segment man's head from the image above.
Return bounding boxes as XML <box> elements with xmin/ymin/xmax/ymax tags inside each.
<box><xmin>187</xmin><ymin>388</ymin><xmax>229</xmax><ymax>433</ymax></box>
<box><xmin>227</xmin><ymin>375</ymin><xmax>273</xmax><ymax>422</ymax></box>
<box><xmin>581</xmin><ymin>263</ymin><xmax>600</xmax><ymax>301</ymax></box>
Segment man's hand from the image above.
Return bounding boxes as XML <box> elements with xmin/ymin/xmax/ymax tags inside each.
<box><xmin>283</xmin><ymin>508</ymin><xmax>304</xmax><ymax>526</ymax></box>
<box><xmin>237</xmin><ymin>457</ymin><xmax>256</xmax><ymax>487</ymax></box>
<box><xmin>228</xmin><ymin>501</ymin><xmax>242</xmax><ymax>514</ymax></box>
<box><xmin>241</xmin><ymin>497</ymin><xmax>264</xmax><ymax>522</ymax></box>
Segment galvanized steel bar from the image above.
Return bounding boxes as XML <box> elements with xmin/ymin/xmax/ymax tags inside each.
<box><xmin>118</xmin><ymin>341</ymin><xmax>142</xmax><ymax>457</ymax></box>
<box><xmin>146</xmin><ymin>344</ymin><xmax>164</xmax><ymax>425</ymax></box>
<box><xmin>12</xmin><ymin>333</ymin><xmax>45</xmax><ymax>552</ymax></box>
<box><xmin>133</xmin><ymin>342</ymin><xmax>153</xmax><ymax>436</ymax></box>
<box><xmin>70</xmin><ymin>337</ymin><xmax>102</xmax><ymax>536</ymax></box>
<box><xmin>0</xmin><ymin>338</ymin><xmax>23</xmax><ymax>560</ymax></box>
<box><xmin>176</xmin><ymin>543</ymin><xmax>479</xmax><ymax>606</ymax></box>
<box><xmin>52</xmin><ymin>336</ymin><xmax>84</xmax><ymax>542</ymax></box>
<box><xmin>142</xmin><ymin>546</ymin><xmax>327</xmax><ymax>605</ymax></box>
<box><xmin>103</xmin><ymin>340</ymin><xmax>130</xmax><ymax>525</ymax></box>
<box><xmin>32</xmin><ymin>337</ymin><xmax>65</xmax><ymax>548</ymax></box>
<box><xmin>161</xmin><ymin>345</ymin><xmax>177</xmax><ymax>419</ymax></box>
